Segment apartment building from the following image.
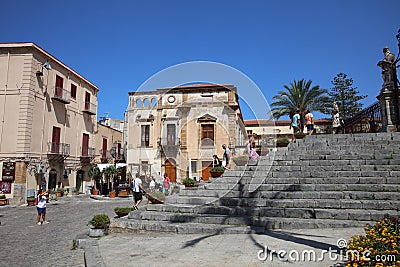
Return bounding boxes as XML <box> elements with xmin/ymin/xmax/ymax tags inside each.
<box><xmin>0</xmin><ymin>42</ymin><xmax>98</xmax><ymax>204</ymax></box>
<box><xmin>126</xmin><ymin>84</ymin><xmax>246</xmax><ymax>183</ymax></box>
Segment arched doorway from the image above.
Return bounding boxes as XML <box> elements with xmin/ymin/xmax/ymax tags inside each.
<box><xmin>48</xmin><ymin>169</ymin><xmax>57</xmax><ymax>190</ymax></box>
<box><xmin>76</xmin><ymin>170</ymin><xmax>84</xmax><ymax>192</ymax></box>
<box><xmin>165</xmin><ymin>159</ymin><xmax>176</xmax><ymax>182</ymax></box>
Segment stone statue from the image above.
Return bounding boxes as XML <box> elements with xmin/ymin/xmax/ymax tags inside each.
<box><xmin>377</xmin><ymin>46</ymin><xmax>396</xmax><ymax>91</ymax></box>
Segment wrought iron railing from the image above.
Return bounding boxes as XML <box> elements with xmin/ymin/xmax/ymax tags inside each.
<box><xmin>343</xmin><ymin>101</ymin><xmax>382</xmax><ymax>133</ymax></box>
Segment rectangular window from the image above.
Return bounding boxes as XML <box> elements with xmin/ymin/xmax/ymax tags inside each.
<box><xmin>71</xmin><ymin>84</ymin><xmax>77</xmax><ymax>99</ymax></box>
<box><xmin>55</xmin><ymin>75</ymin><xmax>64</xmax><ymax>97</ymax></box>
<box><xmin>201</xmin><ymin>124</ymin><xmax>214</xmax><ymax>146</ymax></box>
<box><xmin>167</xmin><ymin>124</ymin><xmax>176</xmax><ymax>145</ymax></box>
<box><xmin>141</xmin><ymin>125</ymin><xmax>150</xmax><ymax>147</ymax></box>
<box><xmin>191</xmin><ymin>160</ymin><xmax>197</xmax><ymax>173</ymax></box>
<box><xmin>51</xmin><ymin>126</ymin><xmax>61</xmax><ymax>153</ymax></box>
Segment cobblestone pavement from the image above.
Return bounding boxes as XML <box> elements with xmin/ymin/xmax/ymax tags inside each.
<box><xmin>0</xmin><ymin>195</ymin><xmax>133</xmax><ymax>267</ymax></box>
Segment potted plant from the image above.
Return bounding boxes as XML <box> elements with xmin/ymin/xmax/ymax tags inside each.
<box><xmin>56</xmin><ymin>188</ymin><xmax>64</xmax><ymax>197</ymax></box>
<box><xmin>114</xmin><ymin>207</ymin><xmax>134</xmax><ymax>217</ymax></box>
<box><xmin>146</xmin><ymin>191</ymin><xmax>165</xmax><ymax>204</ymax></box>
<box><xmin>103</xmin><ymin>165</ymin><xmax>118</xmax><ymax>195</ymax></box>
<box><xmin>276</xmin><ymin>137</ymin><xmax>290</xmax><ymax>147</ymax></box>
<box><xmin>88</xmin><ymin>166</ymin><xmax>101</xmax><ymax>195</ymax></box>
<box><xmin>88</xmin><ymin>214</ymin><xmax>110</xmax><ymax>237</ymax></box>
<box><xmin>232</xmin><ymin>155</ymin><xmax>249</xmax><ymax>166</ymax></box>
<box><xmin>294</xmin><ymin>132</ymin><xmax>307</xmax><ymax>139</ymax></box>
<box><xmin>0</xmin><ymin>194</ymin><xmax>8</xmax><ymax>206</ymax></box>
<box><xmin>209</xmin><ymin>166</ymin><xmax>225</xmax><ymax>178</ymax></box>
<box><xmin>109</xmin><ymin>190</ymin><xmax>117</xmax><ymax>198</ymax></box>
<box><xmin>182</xmin><ymin>177</ymin><xmax>198</xmax><ymax>188</ymax></box>
<box><xmin>27</xmin><ymin>196</ymin><xmax>36</xmax><ymax>206</ymax></box>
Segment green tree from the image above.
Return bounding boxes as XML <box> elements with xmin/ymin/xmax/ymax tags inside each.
<box><xmin>329</xmin><ymin>73</ymin><xmax>367</xmax><ymax>120</ymax></box>
<box><xmin>271</xmin><ymin>79</ymin><xmax>331</xmax><ymax>119</ymax></box>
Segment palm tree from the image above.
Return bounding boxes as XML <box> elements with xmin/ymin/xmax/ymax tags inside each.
<box><xmin>271</xmin><ymin>79</ymin><xmax>331</xmax><ymax>120</ymax></box>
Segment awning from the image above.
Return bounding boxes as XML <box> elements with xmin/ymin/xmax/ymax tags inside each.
<box><xmin>116</xmin><ymin>163</ymin><xmax>127</xmax><ymax>169</ymax></box>
<box><xmin>97</xmin><ymin>163</ymin><xmax>113</xmax><ymax>172</ymax></box>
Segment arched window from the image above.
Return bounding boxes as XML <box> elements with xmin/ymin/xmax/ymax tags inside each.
<box><xmin>143</xmin><ymin>98</ymin><xmax>150</xmax><ymax>107</ymax></box>
<box><xmin>136</xmin><ymin>98</ymin><xmax>142</xmax><ymax>108</ymax></box>
<box><xmin>151</xmin><ymin>98</ymin><xmax>157</xmax><ymax>107</ymax></box>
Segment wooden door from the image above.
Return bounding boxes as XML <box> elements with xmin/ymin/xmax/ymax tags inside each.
<box><xmin>201</xmin><ymin>161</ymin><xmax>212</xmax><ymax>181</ymax></box>
<box><xmin>165</xmin><ymin>160</ymin><xmax>176</xmax><ymax>182</ymax></box>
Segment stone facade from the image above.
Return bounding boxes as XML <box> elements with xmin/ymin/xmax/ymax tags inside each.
<box><xmin>126</xmin><ymin>84</ymin><xmax>246</xmax><ymax>183</ymax></box>
<box><xmin>0</xmin><ymin>42</ymin><xmax>98</xmax><ymax>203</ymax></box>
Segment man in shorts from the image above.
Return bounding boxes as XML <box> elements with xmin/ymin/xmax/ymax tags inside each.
<box><xmin>132</xmin><ymin>175</ymin><xmax>143</xmax><ymax>210</ymax></box>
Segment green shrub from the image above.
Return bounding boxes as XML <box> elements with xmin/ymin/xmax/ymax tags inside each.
<box><xmin>210</xmin><ymin>166</ymin><xmax>225</xmax><ymax>172</ymax></box>
<box><xmin>0</xmin><ymin>194</ymin><xmax>6</xmax><ymax>199</ymax></box>
<box><xmin>88</xmin><ymin>214</ymin><xmax>110</xmax><ymax>229</ymax></box>
<box><xmin>276</xmin><ymin>137</ymin><xmax>290</xmax><ymax>143</ymax></box>
<box><xmin>182</xmin><ymin>178</ymin><xmax>197</xmax><ymax>187</ymax></box>
<box><xmin>27</xmin><ymin>197</ymin><xmax>36</xmax><ymax>201</ymax></box>
<box><xmin>114</xmin><ymin>207</ymin><xmax>134</xmax><ymax>213</ymax></box>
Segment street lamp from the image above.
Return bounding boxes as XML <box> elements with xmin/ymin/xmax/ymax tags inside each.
<box><xmin>36</xmin><ymin>61</ymin><xmax>52</xmax><ymax>76</ymax></box>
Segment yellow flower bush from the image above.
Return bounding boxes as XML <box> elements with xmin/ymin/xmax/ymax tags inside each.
<box><xmin>345</xmin><ymin>217</ymin><xmax>399</xmax><ymax>267</ymax></box>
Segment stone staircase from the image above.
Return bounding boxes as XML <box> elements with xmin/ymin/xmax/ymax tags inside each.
<box><xmin>111</xmin><ymin>132</ymin><xmax>400</xmax><ymax>234</ymax></box>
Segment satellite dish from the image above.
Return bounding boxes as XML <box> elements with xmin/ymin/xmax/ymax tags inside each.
<box><xmin>43</xmin><ymin>62</ymin><xmax>52</xmax><ymax>70</ymax></box>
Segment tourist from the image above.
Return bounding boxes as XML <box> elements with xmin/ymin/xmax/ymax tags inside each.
<box><xmin>290</xmin><ymin>109</ymin><xmax>300</xmax><ymax>142</ymax></box>
<box><xmin>212</xmin><ymin>154</ymin><xmax>221</xmax><ymax>167</ymax></box>
<box><xmin>305</xmin><ymin>109</ymin><xmax>314</xmax><ymax>135</ymax></box>
<box><xmin>222</xmin><ymin>144</ymin><xmax>231</xmax><ymax>169</ymax></box>
<box><xmin>332</xmin><ymin>110</ymin><xmax>341</xmax><ymax>134</ymax></box>
<box><xmin>162</xmin><ymin>173</ymin><xmax>170</xmax><ymax>195</ymax></box>
<box><xmin>247</xmin><ymin>136</ymin><xmax>259</xmax><ymax>161</ymax></box>
<box><xmin>132</xmin><ymin>174</ymin><xmax>143</xmax><ymax>210</ymax></box>
<box><xmin>36</xmin><ymin>189</ymin><xmax>49</xmax><ymax>225</ymax></box>
<box><xmin>146</xmin><ymin>176</ymin><xmax>156</xmax><ymax>204</ymax></box>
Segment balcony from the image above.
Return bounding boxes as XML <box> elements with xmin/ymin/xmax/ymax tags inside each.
<box><xmin>47</xmin><ymin>142</ymin><xmax>70</xmax><ymax>155</ymax></box>
<box><xmin>52</xmin><ymin>86</ymin><xmax>71</xmax><ymax>104</ymax></box>
<box><xmin>99</xmin><ymin>149</ymin><xmax>112</xmax><ymax>163</ymax></box>
<box><xmin>83</xmin><ymin>101</ymin><xmax>97</xmax><ymax>115</ymax></box>
<box><xmin>158</xmin><ymin>138</ymin><xmax>180</xmax><ymax>157</ymax></box>
<box><xmin>81</xmin><ymin>146</ymin><xmax>96</xmax><ymax>158</ymax></box>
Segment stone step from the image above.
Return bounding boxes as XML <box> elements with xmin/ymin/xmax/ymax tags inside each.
<box><xmin>164</xmin><ymin>194</ymin><xmax>400</xmax><ymax>209</ymax></box>
<box><xmin>142</xmin><ymin>205</ymin><xmax>400</xmax><ymax>222</ymax></box>
<box><xmin>113</xmin><ymin>212</ymin><xmax>373</xmax><ymax>232</ymax></box>
<box><xmin>179</xmin><ymin>189</ymin><xmax>400</xmax><ymax>199</ymax></box>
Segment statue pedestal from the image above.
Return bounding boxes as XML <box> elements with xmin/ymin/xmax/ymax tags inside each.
<box><xmin>377</xmin><ymin>90</ymin><xmax>400</xmax><ymax>132</ymax></box>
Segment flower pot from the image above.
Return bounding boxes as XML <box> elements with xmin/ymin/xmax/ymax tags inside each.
<box><xmin>56</xmin><ymin>191</ymin><xmax>63</xmax><ymax>197</ymax></box>
<box><xmin>27</xmin><ymin>199</ymin><xmax>36</xmax><ymax>206</ymax></box>
<box><xmin>115</xmin><ymin>211</ymin><xmax>129</xmax><ymax>217</ymax></box>
<box><xmin>147</xmin><ymin>194</ymin><xmax>164</xmax><ymax>204</ymax></box>
<box><xmin>233</xmin><ymin>159</ymin><xmax>248</xmax><ymax>166</ymax></box>
<box><xmin>0</xmin><ymin>199</ymin><xmax>9</xmax><ymax>206</ymax></box>
<box><xmin>118</xmin><ymin>190</ymin><xmax>129</xmax><ymax>197</ymax></box>
<box><xmin>276</xmin><ymin>142</ymin><xmax>289</xmax><ymax>147</ymax></box>
<box><xmin>91</xmin><ymin>189</ymin><xmax>99</xmax><ymax>195</ymax></box>
<box><xmin>210</xmin><ymin>171</ymin><xmax>224</xmax><ymax>178</ymax></box>
<box><xmin>109</xmin><ymin>191</ymin><xmax>117</xmax><ymax>198</ymax></box>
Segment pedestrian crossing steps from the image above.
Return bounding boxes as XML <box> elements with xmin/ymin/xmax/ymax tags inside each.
<box><xmin>110</xmin><ymin>132</ymin><xmax>400</xmax><ymax>233</ymax></box>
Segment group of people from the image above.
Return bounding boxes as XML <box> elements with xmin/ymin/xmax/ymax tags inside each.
<box><xmin>130</xmin><ymin>173</ymin><xmax>171</xmax><ymax>210</ymax></box>
<box><xmin>289</xmin><ymin>109</ymin><xmax>315</xmax><ymax>143</ymax></box>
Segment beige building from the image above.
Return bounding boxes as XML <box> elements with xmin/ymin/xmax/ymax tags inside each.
<box><xmin>0</xmin><ymin>42</ymin><xmax>98</xmax><ymax>204</ymax></box>
<box><xmin>126</xmin><ymin>84</ymin><xmax>246</xmax><ymax>183</ymax></box>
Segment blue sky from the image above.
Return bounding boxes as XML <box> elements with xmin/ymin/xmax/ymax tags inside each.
<box><xmin>1</xmin><ymin>0</ymin><xmax>399</xmax><ymax>120</ymax></box>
